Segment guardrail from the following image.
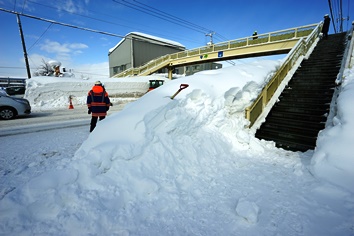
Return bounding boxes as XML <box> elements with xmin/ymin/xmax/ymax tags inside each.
<box><xmin>113</xmin><ymin>23</ymin><xmax>320</xmax><ymax>78</ymax></box>
<box><xmin>245</xmin><ymin>22</ymin><xmax>323</xmax><ymax>127</ymax></box>
<box><xmin>0</xmin><ymin>77</ymin><xmax>26</xmax><ymax>88</ymax></box>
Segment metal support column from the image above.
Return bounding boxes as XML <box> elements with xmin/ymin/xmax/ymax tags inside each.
<box><xmin>168</xmin><ymin>67</ymin><xmax>173</xmax><ymax>79</ymax></box>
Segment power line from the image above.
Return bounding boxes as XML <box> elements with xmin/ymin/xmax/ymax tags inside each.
<box><xmin>1</xmin><ymin>7</ymin><xmax>197</xmax><ymax>51</ymax></box>
<box><xmin>27</xmin><ymin>23</ymin><xmax>53</xmax><ymax>52</ymax></box>
<box><xmin>328</xmin><ymin>0</ymin><xmax>351</xmax><ymax>33</ymax></box>
<box><xmin>130</xmin><ymin>0</ymin><xmax>229</xmax><ymax>42</ymax></box>
<box><xmin>112</xmin><ymin>0</ymin><xmax>207</xmax><ymax>34</ymax></box>
<box><xmin>26</xmin><ymin>0</ymin><xmax>136</xmax><ymax>30</ymax></box>
<box><xmin>131</xmin><ymin>0</ymin><xmax>212</xmax><ymax>33</ymax></box>
<box><xmin>0</xmin><ymin>66</ymin><xmax>29</xmax><ymax>69</ymax></box>
<box><xmin>0</xmin><ymin>7</ymin><xmax>126</xmax><ymax>38</ymax></box>
<box><xmin>346</xmin><ymin>0</ymin><xmax>350</xmax><ymax>30</ymax></box>
<box><xmin>328</xmin><ymin>0</ymin><xmax>338</xmax><ymax>33</ymax></box>
<box><xmin>340</xmin><ymin>0</ymin><xmax>344</xmax><ymax>32</ymax></box>
<box><xmin>112</xmin><ymin>0</ymin><xmax>229</xmax><ymax>43</ymax></box>
<box><xmin>24</xmin><ymin>0</ymin><xmax>204</xmax><ymax>46</ymax></box>
<box><xmin>21</xmin><ymin>0</ymin><xmax>27</xmax><ymax>13</ymax></box>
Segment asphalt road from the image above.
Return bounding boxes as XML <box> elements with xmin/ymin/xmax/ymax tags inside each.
<box><xmin>0</xmin><ymin>102</ymin><xmax>129</xmax><ymax>136</ymax></box>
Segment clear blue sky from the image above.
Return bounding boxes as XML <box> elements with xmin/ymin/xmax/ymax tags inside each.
<box><xmin>0</xmin><ymin>0</ymin><xmax>352</xmax><ymax>78</ymax></box>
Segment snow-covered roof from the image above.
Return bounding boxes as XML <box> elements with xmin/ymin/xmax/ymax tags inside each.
<box><xmin>108</xmin><ymin>32</ymin><xmax>185</xmax><ymax>54</ymax></box>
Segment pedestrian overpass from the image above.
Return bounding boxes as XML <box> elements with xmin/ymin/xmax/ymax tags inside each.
<box><xmin>112</xmin><ymin>22</ymin><xmax>323</xmax><ymax>80</ymax></box>
<box><xmin>113</xmin><ymin>22</ymin><xmax>327</xmax><ymax>133</ymax></box>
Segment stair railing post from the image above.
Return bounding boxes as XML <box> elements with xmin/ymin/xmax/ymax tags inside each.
<box><xmin>262</xmin><ymin>89</ymin><xmax>267</xmax><ymax>109</ymax></box>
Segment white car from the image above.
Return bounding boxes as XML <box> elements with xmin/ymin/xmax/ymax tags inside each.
<box><xmin>0</xmin><ymin>89</ymin><xmax>31</xmax><ymax>119</ymax></box>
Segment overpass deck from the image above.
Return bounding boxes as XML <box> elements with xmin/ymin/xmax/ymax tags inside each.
<box><xmin>113</xmin><ymin>23</ymin><xmax>321</xmax><ymax>79</ymax></box>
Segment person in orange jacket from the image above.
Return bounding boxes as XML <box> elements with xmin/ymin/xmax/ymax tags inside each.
<box><xmin>87</xmin><ymin>81</ymin><xmax>111</xmax><ymax>132</ymax></box>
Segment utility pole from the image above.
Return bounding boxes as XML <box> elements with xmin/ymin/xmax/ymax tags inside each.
<box><xmin>205</xmin><ymin>32</ymin><xmax>215</xmax><ymax>46</ymax></box>
<box><xmin>16</xmin><ymin>14</ymin><xmax>31</xmax><ymax>79</ymax></box>
<box><xmin>338</xmin><ymin>15</ymin><xmax>350</xmax><ymax>32</ymax></box>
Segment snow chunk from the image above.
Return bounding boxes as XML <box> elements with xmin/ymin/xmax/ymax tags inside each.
<box><xmin>235</xmin><ymin>198</ymin><xmax>261</xmax><ymax>224</ymax></box>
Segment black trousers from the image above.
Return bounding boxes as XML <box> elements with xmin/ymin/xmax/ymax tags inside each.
<box><xmin>90</xmin><ymin>116</ymin><xmax>105</xmax><ymax>132</ymax></box>
<box><xmin>322</xmin><ymin>31</ymin><xmax>328</xmax><ymax>39</ymax></box>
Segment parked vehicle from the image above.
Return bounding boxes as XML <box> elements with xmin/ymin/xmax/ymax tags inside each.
<box><xmin>148</xmin><ymin>80</ymin><xmax>164</xmax><ymax>91</ymax></box>
<box><xmin>5</xmin><ymin>86</ymin><xmax>26</xmax><ymax>97</ymax></box>
<box><xmin>0</xmin><ymin>89</ymin><xmax>31</xmax><ymax>120</ymax></box>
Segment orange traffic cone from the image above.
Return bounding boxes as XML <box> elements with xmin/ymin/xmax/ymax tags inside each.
<box><xmin>69</xmin><ymin>96</ymin><xmax>74</xmax><ymax>109</ymax></box>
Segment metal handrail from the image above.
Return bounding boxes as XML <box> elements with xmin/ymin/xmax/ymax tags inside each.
<box><xmin>113</xmin><ymin>23</ymin><xmax>320</xmax><ymax>78</ymax></box>
<box><xmin>336</xmin><ymin>24</ymin><xmax>354</xmax><ymax>85</ymax></box>
<box><xmin>245</xmin><ymin>22</ymin><xmax>323</xmax><ymax>127</ymax></box>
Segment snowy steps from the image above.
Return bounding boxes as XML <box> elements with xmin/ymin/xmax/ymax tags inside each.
<box><xmin>255</xmin><ymin>32</ymin><xmax>347</xmax><ymax>152</ymax></box>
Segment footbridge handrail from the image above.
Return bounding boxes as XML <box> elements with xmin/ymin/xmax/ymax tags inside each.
<box><xmin>245</xmin><ymin>22</ymin><xmax>323</xmax><ymax>127</ymax></box>
<box><xmin>113</xmin><ymin>23</ymin><xmax>321</xmax><ymax>78</ymax></box>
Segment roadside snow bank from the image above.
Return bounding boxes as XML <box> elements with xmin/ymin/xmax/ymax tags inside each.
<box><xmin>25</xmin><ymin>76</ymin><xmax>164</xmax><ymax>110</ymax></box>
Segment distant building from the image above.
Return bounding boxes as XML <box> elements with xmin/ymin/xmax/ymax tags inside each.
<box><xmin>108</xmin><ymin>32</ymin><xmax>185</xmax><ymax>77</ymax></box>
<box><xmin>108</xmin><ymin>32</ymin><xmax>221</xmax><ymax>78</ymax></box>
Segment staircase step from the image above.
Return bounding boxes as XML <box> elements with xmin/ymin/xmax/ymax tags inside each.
<box><xmin>286</xmin><ymin>81</ymin><xmax>336</xmax><ymax>87</ymax></box>
<box><xmin>256</xmin><ymin>130</ymin><xmax>317</xmax><ymax>151</ymax></box>
<box><xmin>268</xmin><ymin>110</ymin><xmax>327</xmax><ymax>122</ymax></box>
<box><xmin>261</xmin><ymin>116</ymin><xmax>325</xmax><ymax>131</ymax></box>
<box><xmin>279</xmin><ymin>92</ymin><xmax>333</xmax><ymax>100</ymax></box>
<box><xmin>281</xmin><ymin>89</ymin><xmax>334</xmax><ymax>96</ymax></box>
<box><xmin>271</xmin><ymin>107</ymin><xmax>329</xmax><ymax>116</ymax></box>
<box><xmin>278</xmin><ymin>93</ymin><xmax>333</xmax><ymax>101</ymax></box>
<box><xmin>273</xmin><ymin>101</ymin><xmax>330</xmax><ymax>108</ymax></box>
<box><xmin>284</xmin><ymin>85</ymin><xmax>335</xmax><ymax>90</ymax></box>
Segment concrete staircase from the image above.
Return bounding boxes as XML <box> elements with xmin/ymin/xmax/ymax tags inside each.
<box><xmin>255</xmin><ymin>32</ymin><xmax>347</xmax><ymax>152</ymax></box>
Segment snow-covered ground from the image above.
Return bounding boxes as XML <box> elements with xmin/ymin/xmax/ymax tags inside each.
<box><xmin>0</xmin><ymin>54</ymin><xmax>353</xmax><ymax>235</ymax></box>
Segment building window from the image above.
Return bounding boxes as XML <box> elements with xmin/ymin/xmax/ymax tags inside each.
<box><xmin>113</xmin><ymin>65</ymin><xmax>127</xmax><ymax>75</ymax></box>
<box><xmin>120</xmin><ymin>64</ymin><xmax>126</xmax><ymax>72</ymax></box>
<box><xmin>113</xmin><ymin>66</ymin><xmax>119</xmax><ymax>75</ymax></box>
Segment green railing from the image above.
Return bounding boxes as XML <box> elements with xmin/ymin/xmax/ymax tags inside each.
<box><xmin>113</xmin><ymin>23</ymin><xmax>321</xmax><ymax>78</ymax></box>
<box><xmin>245</xmin><ymin>22</ymin><xmax>323</xmax><ymax>127</ymax></box>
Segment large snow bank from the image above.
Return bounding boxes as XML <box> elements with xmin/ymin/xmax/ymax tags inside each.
<box><xmin>311</xmin><ymin>66</ymin><xmax>354</xmax><ymax>193</ymax></box>
<box><xmin>25</xmin><ymin>76</ymin><xmax>164</xmax><ymax>110</ymax></box>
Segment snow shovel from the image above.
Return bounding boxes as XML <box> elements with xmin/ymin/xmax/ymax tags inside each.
<box><xmin>170</xmin><ymin>84</ymin><xmax>189</xmax><ymax>99</ymax></box>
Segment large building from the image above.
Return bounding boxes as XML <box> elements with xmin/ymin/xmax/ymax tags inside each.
<box><xmin>108</xmin><ymin>32</ymin><xmax>185</xmax><ymax>77</ymax></box>
<box><xmin>108</xmin><ymin>32</ymin><xmax>221</xmax><ymax>78</ymax></box>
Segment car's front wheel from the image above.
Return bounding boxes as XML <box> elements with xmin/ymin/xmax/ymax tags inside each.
<box><xmin>0</xmin><ymin>107</ymin><xmax>16</xmax><ymax>120</ymax></box>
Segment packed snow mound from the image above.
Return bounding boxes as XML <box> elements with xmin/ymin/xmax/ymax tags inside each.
<box><xmin>77</xmin><ymin>60</ymin><xmax>280</xmax><ymax>155</ymax></box>
<box><xmin>1</xmin><ymin>59</ymin><xmax>353</xmax><ymax>235</ymax></box>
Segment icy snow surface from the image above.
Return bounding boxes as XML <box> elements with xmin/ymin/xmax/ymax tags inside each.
<box><xmin>0</xmin><ymin>59</ymin><xmax>353</xmax><ymax>235</ymax></box>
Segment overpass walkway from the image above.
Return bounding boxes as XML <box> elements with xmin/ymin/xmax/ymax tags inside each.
<box><xmin>113</xmin><ymin>23</ymin><xmax>322</xmax><ymax>79</ymax></box>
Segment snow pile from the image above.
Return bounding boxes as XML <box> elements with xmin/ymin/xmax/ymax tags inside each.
<box><xmin>311</xmin><ymin>66</ymin><xmax>354</xmax><ymax>192</ymax></box>
<box><xmin>1</xmin><ymin>59</ymin><xmax>353</xmax><ymax>235</ymax></box>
